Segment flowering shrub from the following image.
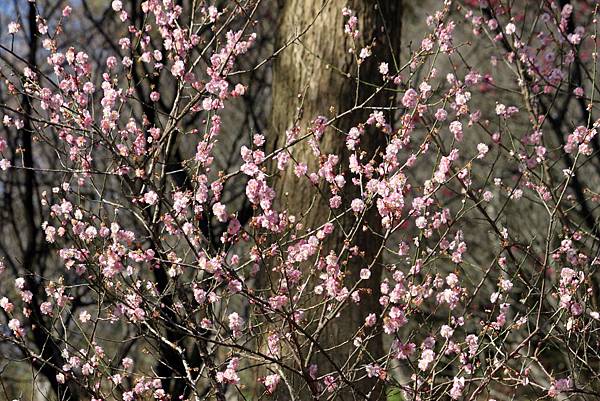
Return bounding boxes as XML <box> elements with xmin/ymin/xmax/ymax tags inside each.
<box><xmin>1</xmin><ymin>0</ymin><xmax>600</xmax><ymax>400</ymax></box>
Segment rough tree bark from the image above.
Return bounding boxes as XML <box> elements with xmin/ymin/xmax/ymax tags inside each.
<box><xmin>269</xmin><ymin>0</ymin><xmax>402</xmax><ymax>399</ymax></box>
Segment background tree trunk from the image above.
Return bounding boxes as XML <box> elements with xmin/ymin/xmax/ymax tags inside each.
<box><xmin>270</xmin><ymin>1</ymin><xmax>402</xmax><ymax>399</ymax></box>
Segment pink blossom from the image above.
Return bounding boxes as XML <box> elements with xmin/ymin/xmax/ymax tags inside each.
<box><xmin>228</xmin><ymin>218</ymin><xmax>241</xmax><ymax>235</ymax></box>
<box><xmin>330</xmin><ymin>195</ymin><xmax>342</xmax><ymax>209</ymax></box>
<box><xmin>171</xmin><ymin>60</ymin><xmax>186</xmax><ymax>77</ymax></box>
<box><xmin>477</xmin><ymin>143</ymin><xmax>489</xmax><ymax>158</ymax></box>
<box><xmin>79</xmin><ymin>310</ymin><xmax>92</xmax><ymax>323</ymax></box>
<box><xmin>548</xmin><ymin>377</ymin><xmax>572</xmax><ymax>398</ymax></box>
<box><xmin>449</xmin><ymin>121</ymin><xmax>463</xmax><ymax>141</ymax></box>
<box><xmin>393</xmin><ymin>341</ymin><xmax>416</xmax><ymax>359</ymax></box>
<box><xmin>1</xmin><ymin>297</ymin><xmax>14</xmax><ymax>313</ymax></box>
<box><xmin>421</xmin><ymin>37</ymin><xmax>434</xmax><ymax>51</ymax></box>
<box><xmin>122</xmin><ymin>357</ymin><xmax>133</xmax><ymax>369</ymax></box>
<box><xmin>364</xmin><ymin>363</ymin><xmax>384</xmax><ymax>378</ymax></box>
<box><xmin>505</xmin><ymin>22</ymin><xmax>516</xmax><ymax>35</ymax></box>
<box><xmin>418</xmin><ymin>349</ymin><xmax>435</xmax><ymax>371</ymax></box>
<box><xmin>323</xmin><ymin>375</ymin><xmax>338</xmax><ymax>393</ymax></box>
<box><xmin>8</xmin><ymin>22</ymin><xmax>20</xmax><ymax>34</ymax></box>
<box><xmin>450</xmin><ymin>377</ymin><xmax>465</xmax><ymax>399</ymax></box>
<box><xmin>262</xmin><ymin>374</ymin><xmax>280</xmax><ymax>394</ymax></box>
<box><xmin>294</xmin><ymin>163</ymin><xmax>308</xmax><ymax>177</ymax></box>
<box><xmin>8</xmin><ymin>319</ymin><xmax>24</xmax><ymax>337</ymax></box>
<box><xmin>40</xmin><ymin>301</ymin><xmax>53</xmax><ymax>315</ymax></box>
<box><xmin>435</xmin><ymin>108</ymin><xmax>448</xmax><ymax>121</ymax></box>
<box><xmin>15</xmin><ymin>277</ymin><xmax>25</xmax><ymax>290</ymax></box>
<box><xmin>379</xmin><ymin>62</ymin><xmax>389</xmax><ymax>76</ymax></box>
<box><xmin>0</xmin><ymin>159</ymin><xmax>11</xmax><ymax>171</ymax></box>
<box><xmin>106</xmin><ymin>56</ymin><xmax>117</xmax><ymax>70</ymax></box>
<box><xmin>402</xmin><ymin>88</ymin><xmax>419</xmax><ymax>108</ymax></box>
<box><xmin>217</xmin><ymin>358</ymin><xmax>240</xmax><ymax>385</ymax></box>
<box><xmin>351</xmin><ymin>198</ymin><xmax>365</xmax><ymax>213</ymax></box>
<box><xmin>207</xmin><ymin>6</ymin><xmax>219</xmax><ymax>22</ymax></box>
<box><xmin>212</xmin><ymin>202</ymin><xmax>228</xmax><ymax>222</ymax></box>
<box><xmin>111</xmin><ymin>0</ymin><xmax>122</xmax><ymax>12</ymax></box>
<box><xmin>440</xmin><ymin>324</ymin><xmax>454</xmax><ymax>339</ymax></box>
<box><xmin>228</xmin><ymin>312</ymin><xmax>244</xmax><ymax>338</ymax></box>
<box><xmin>143</xmin><ymin>191</ymin><xmax>159</xmax><ymax>205</ymax></box>
<box><xmin>383</xmin><ymin>306</ymin><xmax>407</xmax><ymax>334</ymax></box>
<box><xmin>268</xmin><ymin>295</ymin><xmax>287</xmax><ymax>309</ymax></box>
<box><xmin>568</xmin><ymin>27</ymin><xmax>585</xmax><ymax>45</ymax></box>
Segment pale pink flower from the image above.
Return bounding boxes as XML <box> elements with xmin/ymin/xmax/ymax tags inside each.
<box><xmin>379</xmin><ymin>62</ymin><xmax>389</xmax><ymax>76</ymax></box>
<box><xmin>228</xmin><ymin>312</ymin><xmax>244</xmax><ymax>338</ymax></box>
<box><xmin>450</xmin><ymin>377</ymin><xmax>465</xmax><ymax>399</ymax></box>
<box><xmin>435</xmin><ymin>108</ymin><xmax>448</xmax><ymax>121</ymax></box>
<box><xmin>40</xmin><ymin>301</ymin><xmax>53</xmax><ymax>315</ymax></box>
<box><xmin>359</xmin><ymin>47</ymin><xmax>371</xmax><ymax>59</ymax></box>
<box><xmin>217</xmin><ymin>358</ymin><xmax>240</xmax><ymax>384</ymax></box>
<box><xmin>207</xmin><ymin>6</ymin><xmax>219</xmax><ymax>22</ymax></box>
<box><xmin>477</xmin><ymin>143</ymin><xmax>489</xmax><ymax>158</ymax></box>
<box><xmin>351</xmin><ymin>198</ymin><xmax>365</xmax><ymax>213</ymax></box>
<box><xmin>440</xmin><ymin>324</ymin><xmax>454</xmax><ymax>339</ymax></box>
<box><xmin>402</xmin><ymin>88</ymin><xmax>419</xmax><ymax>108</ymax></box>
<box><xmin>8</xmin><ymin>22</ymin><xmax>20</xmax><ymax>34</ymax></box>
<box><xmin>143</xmin><ymin>191</ymin><xmax>159</xmax><ymax>205</ymax></box>
<box><xmin>330</xmin><ymin>195</ymin><xmax>342</xmax><ymax>209</ymax></box>
<box><xmin>79</xmin><ymin>310</ymin><xmax>91</xmax><ymax>323</ymax></box>
<box><xmin>449</xmin><ymin>121</ymin><xmax>463</xmax><ymax>141</ymax></box>
<box><xmin>8</xmin><ymin>319</ymin><xmax>24</xmax><ymax>337</ymax></box>
<box><xmin>262</xmin><ymin>374</ymin><xmax>280</xmax><ymax>394</ymax></box>
<box><xmin>122</xmin><ymin>357</ymin><xmax>133</xmax><ymax>369</ymax></box>
<box><xmin>505</xmin><ymin>22</ymin><xmax>516</xmax><ymax>35</ymax></box>
<box><xmin>1</xmin><ymin>297</ymin><xmax>14</xmax><ymax>312</ymax></box>
<box><xmin>365</xmin><ymin>313</ymin><xmax>376</xmax><ymax>327</ymax></box>
<box><xmin>418</xmin><ymin>349</ymin><xmax>435</xmax><ymax>371</ymax></box>
<box><xmin>171</xmin><ymin>60</ymin><xmax>185</xmax><ymax>77</ymax></box>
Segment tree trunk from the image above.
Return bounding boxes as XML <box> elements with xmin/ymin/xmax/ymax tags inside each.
<box><xmin>270</xmin><ymin>1</ymin><xmax>402</xmax><ymax>399</ymax></box>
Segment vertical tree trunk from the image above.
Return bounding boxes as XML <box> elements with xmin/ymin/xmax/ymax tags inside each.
<box><xmin>270</xmin><ymin>1</ymin><xmax>402</xmax><ymax>399</ymax></box>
